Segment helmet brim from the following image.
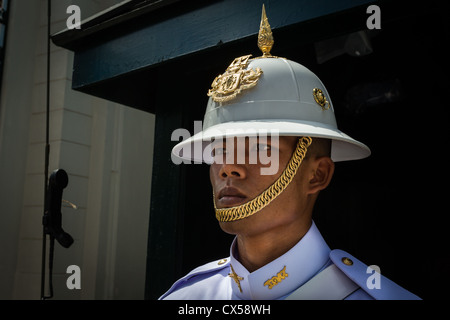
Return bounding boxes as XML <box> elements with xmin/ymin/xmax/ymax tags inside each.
<box><xmin>172</xmin><ymin>119</ymin><xmax>371</xmax><ymax>163</ymax></box>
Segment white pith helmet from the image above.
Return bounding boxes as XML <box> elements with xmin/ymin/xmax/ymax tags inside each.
<box><xmin>172</xmin><ymin>6</ymin><xmax>370</xmax><ymax>163</ymax></box>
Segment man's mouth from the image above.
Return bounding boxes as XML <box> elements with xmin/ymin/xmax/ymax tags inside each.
<box><xmin>217</xmin><ymin>186</ymin><xmax>247</xmax><ymax>207</ymax></box>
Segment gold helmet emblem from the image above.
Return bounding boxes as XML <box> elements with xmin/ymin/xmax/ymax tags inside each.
<box><xmin>313</xmin><ymin>88</ymin><xmax>331</xmax><ymax>110</ymax></box>
<box><xmin>207</xmin><ymin>55</ymin><xmax>262</xmax><ymax>103</ymax></box>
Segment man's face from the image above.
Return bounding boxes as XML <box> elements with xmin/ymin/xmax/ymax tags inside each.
<box><xmin>209</xmin><ymin>136</ymin><xmax>312</xmax><ymax>235</ymax></box>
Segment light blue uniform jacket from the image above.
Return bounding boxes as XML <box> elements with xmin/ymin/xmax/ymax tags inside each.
<box><xmin>160</xmin><ymin>222</ymin><xmax>420</xmax><ymax>300</ymax></box>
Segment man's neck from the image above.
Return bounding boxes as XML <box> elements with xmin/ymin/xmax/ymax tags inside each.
<box><xmin>235</xmin><ymin>219</ymin><xmax>312</xmax><ymax>272</ymax></box>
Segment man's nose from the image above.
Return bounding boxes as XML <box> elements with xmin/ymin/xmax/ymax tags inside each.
<box><xmin>219</xmin><ymin>162</ymin><xmax>246</xmax><ymax>179</ymax></box>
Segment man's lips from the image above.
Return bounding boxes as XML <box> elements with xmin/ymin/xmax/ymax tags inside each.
<box><xmin>217</xmin><ymin>186</ymin><xmax>247</xmax><ymax>207</ymax></box>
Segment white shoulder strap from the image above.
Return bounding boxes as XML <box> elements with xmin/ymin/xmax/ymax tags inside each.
<box><xmin>285</xmin><ymin>264</ymin><xmax>359</xmax><ymax>300</ymax></box>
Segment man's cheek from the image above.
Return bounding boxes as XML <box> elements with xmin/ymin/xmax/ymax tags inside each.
<box><xmin>259</xmin><ymin>148</ymin><xmax>279</xmax><ymax>175</ymax></box>
<box><xmin>209</xmin><ymin>165</ymin><xmax>219</xmax><ymax>186</ymax></box>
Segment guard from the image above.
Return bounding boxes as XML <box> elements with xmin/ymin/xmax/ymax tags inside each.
<box><xmin>161</xmin><ymin>5</ymin><xmax>421</xmax><ymax>300</ymax></box>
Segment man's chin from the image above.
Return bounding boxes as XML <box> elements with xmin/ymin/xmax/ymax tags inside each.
<box><xmin>217</xmin><ymin>211</ymin><xmax>261</xmax><ymax>235</ymax></box>
<box><xmin>218</xmin><ymin>219</ymin><xmax>243</xmax><ymax>235</ymax></box>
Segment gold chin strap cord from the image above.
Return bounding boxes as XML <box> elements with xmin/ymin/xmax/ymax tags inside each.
<box><xmin>214</xmin><ymin>136</ymin><xmax>312</xmax><ymax>222</ymax></box>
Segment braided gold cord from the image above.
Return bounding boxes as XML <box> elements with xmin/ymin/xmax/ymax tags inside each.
<box><xmin>214</xmin><ymin>136</ymin><xmax>312</xmax><ymax>222</ymax></box>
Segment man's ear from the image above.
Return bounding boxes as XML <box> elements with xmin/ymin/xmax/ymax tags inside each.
<box><xmin>307</xmin><ymin>156</ymin><xmax>335</xmax><ymax>195</ymax></box>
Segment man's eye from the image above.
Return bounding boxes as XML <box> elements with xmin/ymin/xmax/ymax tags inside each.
<box><xmin>256</xmin><ymin>144</ymin><xmax>271</xmax><ymax>151</ymax></box>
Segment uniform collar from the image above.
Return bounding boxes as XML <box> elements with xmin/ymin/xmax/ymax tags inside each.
<box><xmin>229</xmin><ymin>221</ymin><xmax>331</xmax><ymax>300</ymax></box>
